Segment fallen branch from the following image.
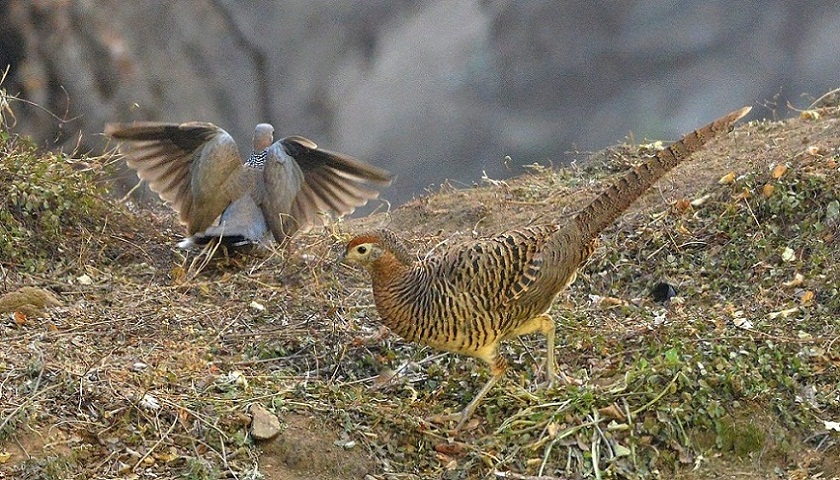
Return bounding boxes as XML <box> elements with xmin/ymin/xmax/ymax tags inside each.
<box><xmin>494</xmin><ymin>470</ymin><xmax>570</xmax><ymax>480</ymax></box>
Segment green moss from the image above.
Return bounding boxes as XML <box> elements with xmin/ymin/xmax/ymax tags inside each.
<box><xmin>716</xmin><ymin>416</ymin><xmax>765</xmax><ymax>457</ymax></box>
<box><xmin>0</xmin><ymin>130</ymin><xmax>165</xmax><ymax>273</ymax></box>
<box><xmin>15</xmin><ymin>454</ymin><xmax>77</xmax><ymax>480</ymax></box>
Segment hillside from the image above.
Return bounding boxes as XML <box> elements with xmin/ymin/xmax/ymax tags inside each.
<box><xmin>0</xmin><ymin>98</ymin><xmax>838</xmax><ymax>479</ymax></box>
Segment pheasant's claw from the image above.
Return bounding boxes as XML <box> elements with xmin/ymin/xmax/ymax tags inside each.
<box><xmin>426</xmin><ymin>410</ymin><xmax>478</xmax><ymax>434</ymax></box>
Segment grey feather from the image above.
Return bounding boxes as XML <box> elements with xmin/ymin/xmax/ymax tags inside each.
<box><xmin>106</xmin><ymin>122</ymin><xmax>394</xmax><ymax>248</ymax></box>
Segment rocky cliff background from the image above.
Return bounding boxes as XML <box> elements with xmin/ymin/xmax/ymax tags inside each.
<box><xmin>2</xmin><ymin>0</ymin><xmax>838</xmax><ymax>206</ymax></box>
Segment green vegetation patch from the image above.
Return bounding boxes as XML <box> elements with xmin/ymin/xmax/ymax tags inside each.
<box><xmin>0</xmin><ymin>129</ymin><xmax>165</xmax><ymax>273</ymax></box>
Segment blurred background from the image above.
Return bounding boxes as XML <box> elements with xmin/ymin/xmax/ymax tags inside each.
<box><xmin>1</xmin><ymin>0</ymin><xmax>838</xmax><ymax>207</ymax></box>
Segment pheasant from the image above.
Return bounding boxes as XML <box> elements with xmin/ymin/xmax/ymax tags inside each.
<box><xmin>341</xmin><ymin>106</ymin><xmax>751</xmax><ymax>430</ymax></box>
<box><xmin>106</xmin><ymin>122</ymin><xmax>394</xmax><ymax>248</ymax></box>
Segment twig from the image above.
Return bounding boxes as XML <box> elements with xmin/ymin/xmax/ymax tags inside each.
<box><xmin>631</xmin><ymin>370</ymin><xmax>682</xmax><ymax>417</ymax></box>
<box><xmin>132</xmin><ymin>415</ymin><xmax>178</xmax><ymax>471</ymax></box>
<box><xmin>808</xmin><ymin>87</ymin><xmax>840</xmax><ymax>109</ymax></box>
<box><xmin>119</xmin><ymin>179</ymin><xmax>144</xmax><ymax>203</ymax></box>
<box><xmin>0</xmin><ymin>383</ymin><xmax>62</xmax><ymax>434</ymax></box>
<box><xmin>494</xmin><ymin>471</ymin><xmax>569</xmax><ymax>480</ymax></box>
<box><xmin>590</xmin><ymin>411</ymin><xmax>601</xmax><ymax>480</ymax></box>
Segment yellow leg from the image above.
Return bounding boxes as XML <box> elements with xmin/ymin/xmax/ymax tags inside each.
<box><xmin>537</xmin><ymin>313</ymin><xmax>557</xmax><ymax>386</ymax></box>
<box><xmin>430</xmin><ymin>354</ymin><xmax>507</xmax><ymax>432</ymax></box>
<box><xmin>536</xmin><ymin>313</ymin><xmax>576</xmax><ymax>387</ymax></box>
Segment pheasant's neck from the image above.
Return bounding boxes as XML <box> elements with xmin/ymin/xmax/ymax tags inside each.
<box><xmin>369</xmin><ymin>252</ymin><xmax>412</xmax><ymax>288</ymax></box>
<box><xmin>368</xmin><ymin>252</ymin><xmax>415</xmax><ymax>334</ymax></box>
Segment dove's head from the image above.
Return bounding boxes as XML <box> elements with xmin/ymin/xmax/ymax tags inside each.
<box><xmin>253</xmin><ymin>123</ymin><xmax>275</xmax><ymax>151</ymax></box>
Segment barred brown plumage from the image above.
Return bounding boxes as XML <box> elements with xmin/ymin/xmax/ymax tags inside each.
<box><xmin>342</xmin><ymin>106</ymin><xmax>751</xmax><ymax>431</ymax></box>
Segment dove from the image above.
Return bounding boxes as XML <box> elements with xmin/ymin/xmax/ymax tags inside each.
<box><xmin>106</xmin><ymin>122</ymin><xmax>393</xmax><ymax>248</ymax></box>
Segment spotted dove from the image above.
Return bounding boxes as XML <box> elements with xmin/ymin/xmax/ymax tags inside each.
<box><xmin>105</xmin><ymin>122</ymin><xmax>393</xmax><ymax>248</ymax></box>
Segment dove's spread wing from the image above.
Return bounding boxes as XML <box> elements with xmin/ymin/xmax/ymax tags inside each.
<box><xmin>106</xmin><ymin>122</ymin><xmax>244</xmax><ymax>234</ymax></box>
<box><xmin>279</xmin><ymin>136</ymin><xmax>394</xmax><ymax>233</ymax></box>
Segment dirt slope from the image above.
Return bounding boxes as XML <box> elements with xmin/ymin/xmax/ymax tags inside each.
<box><xmin>1</xmin><ymin>102</ymin><xmax>838</xmax><ymax>479</ymax></box>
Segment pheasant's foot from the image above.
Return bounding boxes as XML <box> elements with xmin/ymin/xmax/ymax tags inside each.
<box><xmin>536</xmin><ymin>369</ymin><xmax>581</xmax><ymax>390</ymax></box>
<box><xmin>426</xmin><ymin>409</ymin><xmax>478</xmax><ymax>433</ymax></box>
<box><xmin>350</xmin><ymin>325</ymin><xmax>391</xmax><ymax>347</ymax></box>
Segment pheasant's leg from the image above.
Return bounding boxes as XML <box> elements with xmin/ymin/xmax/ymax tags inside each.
<box><xmin>537</xmin><ymin>313</ymin><xmax>557</xmax><ymax>387</ymax></box>
<box><xmin>429</xmin><ymin>354</ymin><xmax>507</xmax><ymax>431</ymax></box>
<box><xmin>454</xmin><ymin>360</ymin><xmax>504</xmax><ymax>431</ymax></box>
<box><xmin>537</xmin><ymin>313</ymin><xmax>577</xmax><ymax>387</ymax></box>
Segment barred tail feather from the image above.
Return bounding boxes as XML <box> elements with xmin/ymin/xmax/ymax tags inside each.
<box><xmin>573</xmin><ymin>106</ymin><xmax>751</xmax><ymax>242</ymax></box>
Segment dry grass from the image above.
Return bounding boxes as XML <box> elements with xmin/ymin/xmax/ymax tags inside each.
<box><xmin>1</xmin><ymin>97</ymin><xmax>838</xmax><ymax>479</ymax></box>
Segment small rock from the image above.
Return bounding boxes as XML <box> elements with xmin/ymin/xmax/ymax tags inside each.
<box><xmin>650</xmin><ymin>281</ymin><xmax>677</xmax><ymax>304</ymax></box>
<box><xmin>131</xmin><ymin>362</ymin><xmax>148</xmax><ymax>372</ymax></box>
<box><xmin>249</xmin><ymin>301</ymin><xmax>265</xmax><ymax>312</ymax></box>
<box><xmin>249</xmin><ymin>404</ymin><xmax>281</xmax><ymax>441</ymax></box>
<box><xmin>0</xmin><ymin>287</ymin><xmax>62</xmax><ymax>317</ymax></box>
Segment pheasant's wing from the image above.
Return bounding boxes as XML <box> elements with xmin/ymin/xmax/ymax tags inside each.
<box><xmin>105</xmin><ymin>122</ymin><xmax>243</xmax><ymax>234</ymax></box>
<box><xmin>438</xmin><ymin>226</ymin><xmax>558</xmax><ymax>305</ymax></box>
<box><xmin>280</xmin><ymin>136</ymin><xmax>394</xmax><ymax>232</ymax></box>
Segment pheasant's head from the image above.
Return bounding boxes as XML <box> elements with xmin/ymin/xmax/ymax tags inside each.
<box><xmin>342</xmin><ymin>234</ymin><xmax>385</xmax><ymax>268</ymax></box>
<box><xmin>341</xmin><ymin>230</ymin><xmax>416</xmax><ymax>270</ymax></box>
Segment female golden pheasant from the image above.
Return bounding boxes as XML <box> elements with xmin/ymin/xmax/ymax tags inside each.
<box><xmin>342</xmin><ymin>107</ymin><xmax>751</xmax><ymax>430</ymax></box>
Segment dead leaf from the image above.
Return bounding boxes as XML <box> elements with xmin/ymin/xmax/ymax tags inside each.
<box><xmin>614</xmin><ymin>443</ymin><xmax>632</xmax><ymax>457</ymax></box>
<box><xmin>800</xmin><ymin>110</ymin><xmax>820</xmax><ymax>121</ymax></box>
<box><xmin>13</xmin><ymin>311</ymin><xmax>26</xmax><ymax>326</ymax></box>
<box><xmin>732</xmin><ymin>188</ymin><xmax>752</xmax><ymax>200</ymax></box>
<box><xmin>771</xmin><ymin>164</ymin><xmax>788</xmax><ymax>179</ymax></box>
<box><xmin>783</xmin><ymin>273</ymin><xmax>804</xmax><ymax>288</ymax></box>
<box><xmin>171</xmin><ymin>266</ymin><xmax>186</xmax><ymax>284</ymax></box>
<box><xmin>801</xmin><ymin>291</ymin><xmax>815</xmax><ymax>304</ymax></box>
<box><xmin>761</xmin><ymin>183</ymin><xmax>775</xmax><ymax>198</ymax></box>
<box><xmin>178</xmin><ymin>408</ymin><xmax>191</xmax><ymax>423</ymax></box>
<box><xmin>155</xmin><ymin>450</ymin><xmax>179</xmax><ymax>463</ymax></box>
<box><xmin>718</xmin><ymin>172</ymin><xmax>736</xmax><ymax>184</ymax></box>
<box><xmin>691</xmin><ymin>193</ymin><xmax>712</xmax><ymax>207</ymax></box>
<box><xmin>768</xmin><ymin>307</ymin><xmax>799</xmax><ymax>320</ymax></box>
<box><xmin>805</xmin><ymin>145</ymin><xmax>822</xmax><ymax>156</ymax></box>
<box><xmin>0</xmin><ymin>451</ymin><xmax>10</xmax><ymax>463</ymax></box>
<box><xmin>547</xmin><ymin>422</ymin><xmax>559</xmax><ymax>438</ymax></box>
<box><xmin>598</xmin><ymin>404</ymin><xmax>626</xmax><ymax>421</ymax></box>
<box><xmin>372</xmin><ymin>368</ymin><xmax>398</xmax><ymax>389</ymax></box>
<box><xmin>434</xmin><ymin>441</ymin><xmax>467</xmax><ymax>457</ymax></box>
<box><xmin>733</xmin><ymin>316</ymin><xmax>753</xmax><ymax>329</ymax></box>
<box><xmin>674</xmin><ymin>198</ymin><xmax>691</xmax><ymax>213</ymax></box>
<box><xmin>781</xmin><ymin>247</ymin><xmax>796</xmax><ymax>262</ymax></box>
<box><xmin>600</xmin><ymin>296</ymin><xmax>625</xmax><ymax>307</ymax></box>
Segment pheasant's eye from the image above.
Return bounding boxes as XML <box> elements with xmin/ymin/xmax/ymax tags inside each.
<box><xmin>356</xmin><ymin>246</ymin><xmax>367</xmax><ymax>254</ymax></box>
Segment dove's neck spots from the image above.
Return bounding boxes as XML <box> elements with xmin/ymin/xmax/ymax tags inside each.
<box><xmin>247</xmin><ymin>150</ymin><xmax>268</xmax><ymax>169</ymax></box>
